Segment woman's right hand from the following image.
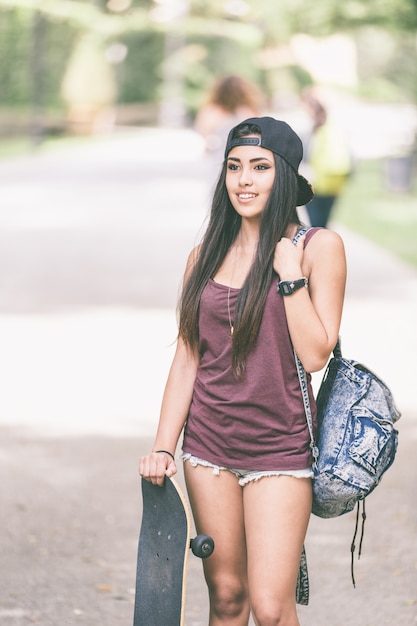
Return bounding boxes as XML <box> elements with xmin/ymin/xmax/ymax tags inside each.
<box><xmin>139</xmin><ymin>451</ymin><xmax>177</xmax><ymax>487</ymax></box>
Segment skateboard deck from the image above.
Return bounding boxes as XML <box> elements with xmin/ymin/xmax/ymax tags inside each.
<box><xmin>133</xmin><ymin>476</ymin><xmax>214</xmax><ymax>626</ymax></box>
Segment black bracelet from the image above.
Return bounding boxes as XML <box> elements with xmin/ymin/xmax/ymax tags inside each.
<box><xmin>155</xmin><ymin>449</ymin><xmax>175</xmax><ymax>462</ymax></box>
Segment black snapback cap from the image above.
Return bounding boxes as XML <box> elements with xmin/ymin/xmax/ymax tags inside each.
<box><xmin>225</xmin><ymin>116</ymin><xmax>314</xmax><ymax>206</ymax></box>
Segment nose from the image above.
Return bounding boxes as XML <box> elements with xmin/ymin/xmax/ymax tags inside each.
<box><xmin>238</xmin><ymin>166</ymin><xmax>253</xmax><ymax>186</ymax></box>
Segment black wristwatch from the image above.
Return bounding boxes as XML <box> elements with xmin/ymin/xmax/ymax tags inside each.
<box><xmin>277</xmin><ymin>277</ymin><xmax>309</xmax><ymax>296</ymax></box>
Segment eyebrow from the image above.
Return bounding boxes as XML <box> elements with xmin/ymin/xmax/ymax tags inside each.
<box><xmin>227</xmin><ymin>156</ymin><xmax>273</xmax><ymax>163</ymax></box>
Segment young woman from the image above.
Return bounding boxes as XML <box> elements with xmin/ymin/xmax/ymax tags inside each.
<box><xmin>139</xmin><ymin>117</ymin><xmax>346</xmax><ymax>626</ymax></box>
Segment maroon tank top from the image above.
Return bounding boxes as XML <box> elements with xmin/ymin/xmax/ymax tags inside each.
<box><xmin>182</xmin><ymin>228</ymin><xmax>319</xmax><ymax>470</ymax></box>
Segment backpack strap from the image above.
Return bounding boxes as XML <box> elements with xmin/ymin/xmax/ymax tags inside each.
<box><xmin>350</xmin><ymin>499</ymin><xmax>367</xmax><ymax>587</ymax></box>
<box><xmin>292</xmin><ymin>225</ymin><xmax>309</xmax><ymax>245</ymax></box>
<box><xmin>294</xmin><ymin>353</ymin><xmax>319</xmax><ymax>470</ymax></box>
<box><xmin>291</xmin><ymin>226</ymin><xmax>319</xmax><ymax>468</ymax></box>
<box><xmin>294</xmin><ymin>335</ymin><xmax>342</xmax><ymax>470</ymax></box>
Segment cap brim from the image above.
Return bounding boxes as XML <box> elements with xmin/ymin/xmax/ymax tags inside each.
<box><xmin>297</xmin><ymin>174</ymin><xmax>314</xmax><ymax>206</ymax></box>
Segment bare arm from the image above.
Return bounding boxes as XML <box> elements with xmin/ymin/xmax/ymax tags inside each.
<box><xmin>139</xmin><ymin>248</ymin><xmax>200</xmax><ymax>485</ymax></box>
<box><xmin>274</xmin><ymin>229</ymin><xmax>346</xmax><ymax>372</ymax></box>
<box><xmin>139</xmin><ymin>337</ymin><xmax>198</xmax><ymax>485</ymax></box>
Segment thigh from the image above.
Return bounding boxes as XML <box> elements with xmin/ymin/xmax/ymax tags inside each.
<box><xmin>243</xmin><ymin>476</ymin><xmax>312</xmax><ymax>601</ymax></box>
<box><xmin>184</xmin><ymin>462</ymin><xmax>248</xmax><ymax>585</ymax></box>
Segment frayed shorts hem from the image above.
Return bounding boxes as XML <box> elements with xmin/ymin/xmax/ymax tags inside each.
<box><xmin>181</xmin><ymin>453</ymin><xmax>313</xmax><ymax>486</ymax></box>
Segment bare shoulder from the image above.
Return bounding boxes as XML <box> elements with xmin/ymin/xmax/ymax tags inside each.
<box><xmin>307</xmin><ymin>228</ymin><xmax>345</xmax><ymax>257</ymax></box>
<box><xmin>184</xmin><ymin>244</ymin><xmax>202</xmax><ymax>282</ymax></box>
<box><xmin>304</xmin><ymin>228</ymin><xmax>346</xmax><ymax>284</ymax></box>
<box><xmin>186</xmin><ymin>244</ymin><xmax>202</xmax><ymax>268</ymax></box>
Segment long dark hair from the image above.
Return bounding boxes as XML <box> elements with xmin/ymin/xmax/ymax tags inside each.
<box><xmin>178</xmin><ymin>123</ymin><xmax>301</xmax><ymax>377</ymax></box>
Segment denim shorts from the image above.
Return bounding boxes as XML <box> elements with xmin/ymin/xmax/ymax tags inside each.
<box><xmin>181</xmin><ymin>453</ymin><xmax>313</xmax><ymax>487</ymax></box>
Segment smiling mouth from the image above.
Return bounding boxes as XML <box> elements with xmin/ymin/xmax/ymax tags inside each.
<box><xmin>238</xmin><ymin>193</ymin><xmax>257</xmax><ymax>200</ymax></box>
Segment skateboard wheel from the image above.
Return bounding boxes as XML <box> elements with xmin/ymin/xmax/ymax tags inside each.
<box><xmin>190</xmin><ymin>534</ymin><xmax>215</xmax><ymax>559</ymax></box>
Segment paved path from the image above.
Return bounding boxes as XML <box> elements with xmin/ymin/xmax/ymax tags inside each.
<box><xmin>0</xmin><ymin>129</ymin><xmax>416</xmax><ymax>625</ymax></box>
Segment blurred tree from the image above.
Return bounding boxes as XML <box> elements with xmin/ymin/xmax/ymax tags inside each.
<box><xmin>61</xmin><ymin>33</ymin><xmax>117</xmax><ymax>132</ymax></box>
<box><xmin>0</xmin><ymin>0</ymin><xmax>416</xmax><ymax>138</ymax></box>
<box><xmin>0</xmin><ymin>6</ymin><xmax>78</xmax><ymax>135</ymax></box>
<box><xmin>246</xmin><ymin>0</ymin><xmax>417</xmax><ymax>37</ymax></box>
<box><xmin>115</xmin><ymin>30</ymin><xmax>163</xmax><ymax>104</ymax></box>
<box><xmin>30</xmin><ymin>10</ymin><xmax>46</xmax><ymax>144</ymax></box>
<box><xmin>242</xmin><ymin>0</ymin><xmax>417</xmax><ymax>104</ymax></box>
<box><xmin>0</xmin><ymin>8</ymin><xmax>32</xmax><ymax>110</ymax></box>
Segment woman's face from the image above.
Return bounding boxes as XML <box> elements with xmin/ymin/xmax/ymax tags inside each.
<box><xmin>225</xmin><ymin>138</ymin><xmax>275</xmax><ymax>221</ymax></box>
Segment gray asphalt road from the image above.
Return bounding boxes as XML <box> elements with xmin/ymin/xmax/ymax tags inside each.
<box><xmin>0</xmin><ymin>128</ymin><xmax>416</xmax><ymax>625</ymax></box>
<box><xmin>0</xmin><ymin>129</ymin><xmax>209</xmax><ymax>313</ymax></box>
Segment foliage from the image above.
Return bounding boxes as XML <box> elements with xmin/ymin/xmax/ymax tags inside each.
<box><xmin>0</xmin><ymin>7</ymin><xmax>79</xmax><ymax>111</ymax></box>
<box><xmin>115</xmin><ymin>30</ymin><xmax>164</xmax><ymax>103</ymax></box>
<box><xmin>248</xmin><ymin>0</ymin><xmax>417</xmax><ymax>37</ymax></box>
<box><xmin>0</xmin><ymin>0</ymin><xmax>416</xmax><ymax>135</ymax></box>
<box><xmin>354</xmin><ymin>27</ymin><xmax>417</xmax><ymax>103</ymax></box>
<box><xmin>0</xmin><ymin>7</ymin><xmax>32</xmax><ymax>107</ymax></box>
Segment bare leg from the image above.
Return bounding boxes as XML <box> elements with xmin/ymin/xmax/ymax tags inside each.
<box><xmin>244</xmin><ymin>476</ymin><xmax>312</xmax><ymax>626</ymax></box>
<box><xmin>184</xmin><ymin>462</ymin><xmax>251</xmax><ymax>626</ymax></box>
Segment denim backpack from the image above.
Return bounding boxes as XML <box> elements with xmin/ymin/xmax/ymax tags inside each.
<box><xmin>295</xmin><ymin>339</ymin><xmax>401</xmax><ymax>584</ymax></box>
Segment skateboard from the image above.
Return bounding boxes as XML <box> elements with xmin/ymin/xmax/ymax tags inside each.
<box><xmin>133</xmin><ymin>476</ymin><xmax>214</xmax><ymax>626</ymax></box>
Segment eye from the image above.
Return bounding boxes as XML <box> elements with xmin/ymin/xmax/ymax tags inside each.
<box><xmin>255</xmin><ymin>163</ymin><xmax>271</xmax><ymax>170</ymax></box>
<box><xmin>227</xmin><ymin>162</ymin><xmax>240</xmax><ymax>171</ymax></box>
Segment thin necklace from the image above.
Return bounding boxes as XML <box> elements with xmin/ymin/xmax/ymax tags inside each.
<box><xmin>227</xmin><ymin>246</ymin><xmax>237</xmax><ymax>336</ymax></box>
<box><xmin>227</xmin><ymin>286</ymin><xmax>234</xmax><ymax>336</ymax></box>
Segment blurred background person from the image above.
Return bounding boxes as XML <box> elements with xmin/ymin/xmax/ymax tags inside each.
<box><xmin>195</xmin><ymin>74</ymin><xmax>264</xmax><ymax>182</ymax></box>
<box><xmin>301</xmin><ymin>91</ymin><xmax>352</xmax><ymax>228</ymax></box>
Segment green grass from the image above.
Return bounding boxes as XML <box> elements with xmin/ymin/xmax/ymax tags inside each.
<box><xmin>333</xmin><ymin>158</ymin><xmax>417</xmax><ymax>267</ymax></box>
<box><xmin>0</xmin><ymin>137</ymin><xmax>35</xmax><ymax>158</ymax></box>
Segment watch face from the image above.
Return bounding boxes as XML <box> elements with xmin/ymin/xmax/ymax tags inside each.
<box><xmin>281</xmin><ymin>282</ymin><xmax>294</xmax><ymax>295</ymax></box>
